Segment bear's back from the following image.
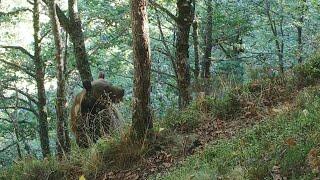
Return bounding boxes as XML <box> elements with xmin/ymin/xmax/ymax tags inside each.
<box><xmin>91</xmin><ymin>79</ymin><xmax>113</xmax><ymax>100</ymax></box>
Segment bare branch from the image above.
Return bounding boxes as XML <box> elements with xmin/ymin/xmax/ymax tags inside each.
<box><xmin>0</xmin><ymin>87</ymin><xmax>38</xmax><ymax>105</ymax></box>
<box><xmin>0</xmin><ymin>106</ymin><xmax>39</xmax><ymax>118</ymax></box>
<box><xmin>7</xmin><ymin>87</ymin><xmax>38</xmax><ymax>104</ymax></box>
<box><xmin>0</xmin><ymin>133</ymin><xmax>33</xmax><ymax>153</ymax></box>
<box><xmin>149</xmin><ymin>0</ymin><xmax>178</xmax><ymax>22</ymax></box>
<box><xmin>27</xmin><ymin>0</ymin><xmax>34</xmax><ymax>5</ymax></box>
<box><xmin>39</xmin><ymin>30</ymin><xmax>52</xmax><ymax>43</ymax></box>
<box><xmin>0</xmin><ymin>8</ymin><xmax>32</xmax><ymax>17</ymax></box>
<box><xmin>156</xmin><ymin>15</ymin><xmax>177</xmax><ymax>78</ymax></box>
<box><xmin>0</xmin><ymin>45</ymin><xmax>34</xmax><ymax>59</ymax></box>
<box><xmin>0</xmin><ymin>59</ymin><xmax>36</xmax><ymax>79</ymax></box>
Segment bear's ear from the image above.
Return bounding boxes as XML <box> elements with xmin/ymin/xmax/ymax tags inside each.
<box><xmin>83</xmin><ymin>80</ymin><xmax>92</xmax><ymax>91</ymax></box>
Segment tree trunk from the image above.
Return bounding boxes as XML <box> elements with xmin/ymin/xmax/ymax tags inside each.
<box><xmin>47</xmin><ymin>0</ymin><xmax>70</xmax><ymax>158</ymax></box>
<box><xmin>176</xmin><ymin>0</ymin><xmax>193</xmax><ymax>108</ymax></box>
<box><xmin>192</xmin><ymin>16</ymin><xmax>200</xmax><ymax>79</ymax></box>
<box><xmin>33</xmin><ymin>0</ymin><xmax>51</xmax><ymax>158</ymax></box>
<box><xmin>265</xmin><ymin>0</ymin><xmax>285</xmax><ymax>74</ymax></box>
<box><xmin>297</xmin><ymin>25</ymin><xmax>303</xmax><ymax>63</ymax></box>
<box><xmin>54</xmin><ymin>0</ymin><xmax>93</xmax><ymax>83</ymax></box>
<box><xmin>131</xmin><ymin>0</ymin><xmax>153</xmax><ymax>141</ymax></box>
<box><xmin>203</xmin><ymin>0</ymin><xmax>213</xmax><ymax>79</ymax></box>
<box><xmin>13</xmin><ymin>89</ymin><xmax>22</xmax><ymax>159</ymax></box>
<box><xmin>63</xmin><ymin>33</ymin><xmax>71</xmax><ymax>153</ymax></box>
<box><xmin>278</xmin><ymin>7</ymin><xmax>285</xmax><ymax>74</ymax></box>
<box><xmin>68</xmin><ymin>0</ymin><xmax>92</xmax><ymax>82</ymax></box>
<box><xmin>297</xmin><ymin>0</ymin><xmax>307</xmax><ymax>63</ymax></box>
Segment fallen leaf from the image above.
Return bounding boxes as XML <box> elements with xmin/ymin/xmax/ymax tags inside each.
<box><xmin>79</xmin><ymin>175</ymin><xmax>86</xmax><ymax>180</ymax></box>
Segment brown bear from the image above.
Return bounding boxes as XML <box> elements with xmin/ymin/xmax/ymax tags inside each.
<box><xmin>70</xmin><ymin>74</ymin><xmax>124</xmax><ymax>148</ymax></box>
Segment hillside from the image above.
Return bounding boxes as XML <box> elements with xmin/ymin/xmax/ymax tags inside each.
<box><xmin>2</xmin><ymin>63</ymin><xmax>320</xmax><ymax>179</ymax></box>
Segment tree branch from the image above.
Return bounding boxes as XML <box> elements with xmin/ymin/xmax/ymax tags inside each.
<box><xmin>0</xmin><ymin>8</ymin><xmax>32</xmax><ymax>17</ymax></box>
<box><xmin>0</xmin><ymin>45</ymin><xmax>34</xmax><ymax>59</ymax></box>
<box><xmin>0</xmin><ymin>59</ymin><xmax>36</xmax><ymax>79</ymax></box>
<box><xmin>39</xmin><ymin>30</ymin><xmax>52</xmax><ymax>43</ymax></box>
<box><xmin>149</xmin><ymin>0</ymin><xmax>178</xmax><ymax>22</ymax></box>
<box><xmin>55</xmin><ymin>5</ymin><xmax>71</xmax><ymax>34</ymax></box>
<box><xmin>156</xmin><ymin>15</ymin><xmax>177</xmax><ymax>78</ymax></box>
<box><xmin>0</xmin><ymin>106</ymin><xmax>39</xmax><ymax>118</ymax></box>
<box><xmin>41</xmin><ymin>0</ymin><xmax>71</xmax><ymax>33</ymax></box>
<box><xmin>2</xmin><ymin>87</ymin><xmax>38</xmax><ymax>104</ymax></box>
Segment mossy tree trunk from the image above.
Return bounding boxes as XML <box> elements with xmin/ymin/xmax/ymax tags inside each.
<box><xmin>192</xmin><ymin>16</ymin><xmax>200</xmax><ymax>80</ymax></box>
<box><xmin>53</xmin><ymin>0</ymin><xmax>93</xmax><ymax>83</ymax></box>
<box><xmin>47</xmin><ymin>0</ymin><xmax>70</xmax><ymax>158</ymax></box>
<box><xmin>297</xmin><ymin>0</ymin><xmax>307</xmax><ymax>63</ymax></box>
<box><xmin>176</xmin><ymin>0</ymin><xmax>193</xmax><ymax>108</ymax></box>
<box><xmin>131</xmin><ymin>0</ymin><xmax>153</xmax><ymax>141</ymax></box>
<box><xmin>203</xmin><ymin>0</ymin><xmax>213</xmax><ymax>79</ymax></box>
<box><xmin>149</xmin><ymin>1</ymin><xmax>194</xmax><ymax>108</ymax></box>
<box><xmin>33</xmin><ymin>0</ymin><xmax>51</xmax><ymax>158</ymax></box>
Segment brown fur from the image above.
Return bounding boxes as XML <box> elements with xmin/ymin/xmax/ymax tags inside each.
<box><xmin>70</xmin><ymin>79</ymin><xmax>124</xmax><ymax>147</ymax></box>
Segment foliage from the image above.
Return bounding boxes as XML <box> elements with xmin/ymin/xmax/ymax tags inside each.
<box><xmin>162</xmin><ymin>91</ymin><xmax>239</xmax><ymax>133</ymax></box>
<box><xmin>294</xmin><ymin>51</ymin><xmax>320</xmax><ymax>86</ymax></box>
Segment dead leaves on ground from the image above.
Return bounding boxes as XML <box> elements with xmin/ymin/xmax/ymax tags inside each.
<box><xmin>101</xmin><ymin>150</ymin><xmax>174</xmax><ymax>179</ymax></box>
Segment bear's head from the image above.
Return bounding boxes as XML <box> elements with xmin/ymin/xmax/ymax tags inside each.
<box><xmin>82</xmin><ymin>79</ymin><xmax>125</xmax><ymax>105</ymax></box>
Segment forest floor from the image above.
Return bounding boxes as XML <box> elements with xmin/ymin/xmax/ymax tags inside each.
<box><xmin>99</xmin><ymin>78</ymin><xmax>307</xmax><ymax>180</ymax></box>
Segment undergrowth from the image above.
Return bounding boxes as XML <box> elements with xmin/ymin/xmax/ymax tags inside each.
<box><xmin>162</xmin><ymin>91</ymin><xmax>240</xmax><ymax>133</ymax></box>
<box><xmin>156</xmin><ymin>86</ymin><xmax>320</xmax><ymax>179</ymax></box>
<box><xmin>0</xmin><ymin>135</ymin><xmax>148</xmax><ymax>180</ymax></box>
<box><xmin>294</xmin><ymin>51</ymin><xmax>320</xmax><ymax>87</ymax></box>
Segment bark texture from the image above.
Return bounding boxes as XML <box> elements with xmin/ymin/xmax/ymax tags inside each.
<box><xmin>131</xmin><ymin>0</ymin><xmax>153</xmax><ymax>140</ymax></box>
<box><xmin>47</xmin><ymin>0</ymin><xmax>70</xmax><ymax>158</ymax></box>
<box><xmin>33</xmin><ymin>0</ymin><xmax>51</xmax><ymax>157</ymax></box>
<box><xmin>54</xmin><ymin>0</ymin><xmax>93</xmax><ymax>83</ymax></box>
<box><xmin>203</xmin><ymin>0</ymin><xmax>213</xmax><ymax>78</ymax></box>
<box><xmin>297</xmin><ymin>0</ymin><xmax>307</xmax><ymax>63</ymax></box>
<box><xmin>176</xmin><ymin>0</ymin><xmax>193</xmax><ymax>108</ymax></box>
<box><xmin>265</xmin><ymin>0</ymin><xmax>285</xmax><ymax>74</ymax></box>
<box><xmin>192</xmin><ymin>17</ymin><xmax>200</xmax><ymax>79</ymax></box>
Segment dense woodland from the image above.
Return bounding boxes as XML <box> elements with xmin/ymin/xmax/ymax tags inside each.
<box><xmin>1</xmin><ymin>0</ymin><xmax>320</xmax><ymax>179</ymax></box>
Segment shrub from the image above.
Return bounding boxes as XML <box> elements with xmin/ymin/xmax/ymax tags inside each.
<box><xmin>294</xmin><ymin>51</ymin><xmax>320</xmax><ymax>87</ymax></box>
<box><xmin>162</xmin><ymin>91</ymin><xmax>240</xmax><ymax>133</ymax></box>
<box><xmin>0</xmin><ymin>157</ymin><xmax>65</xmax><ymax>180</ymax></box>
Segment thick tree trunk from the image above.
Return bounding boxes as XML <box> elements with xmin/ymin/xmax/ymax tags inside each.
<box><xmin>203</xmin><ymin>0</ymin><xmax>213</xmax><ymax>79</ymax></box>
<box><xmin>176</xmin><ymin>0</ymin><xmax>193</xmax><ymax>108</ymax></box>
<box><xmin>131</xmin><ymin>0</ymin><xmax>153</xmax><ymax>140</ymax></box>
<box><xmin>33</xmin><ymin>0</ymin><xmax>50</xmax><ymax>157</ymax></box>
<box><xmin>47</xmin><ymin>0</ymin><xmax>70</xmax><ymax>158</ymax></box>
